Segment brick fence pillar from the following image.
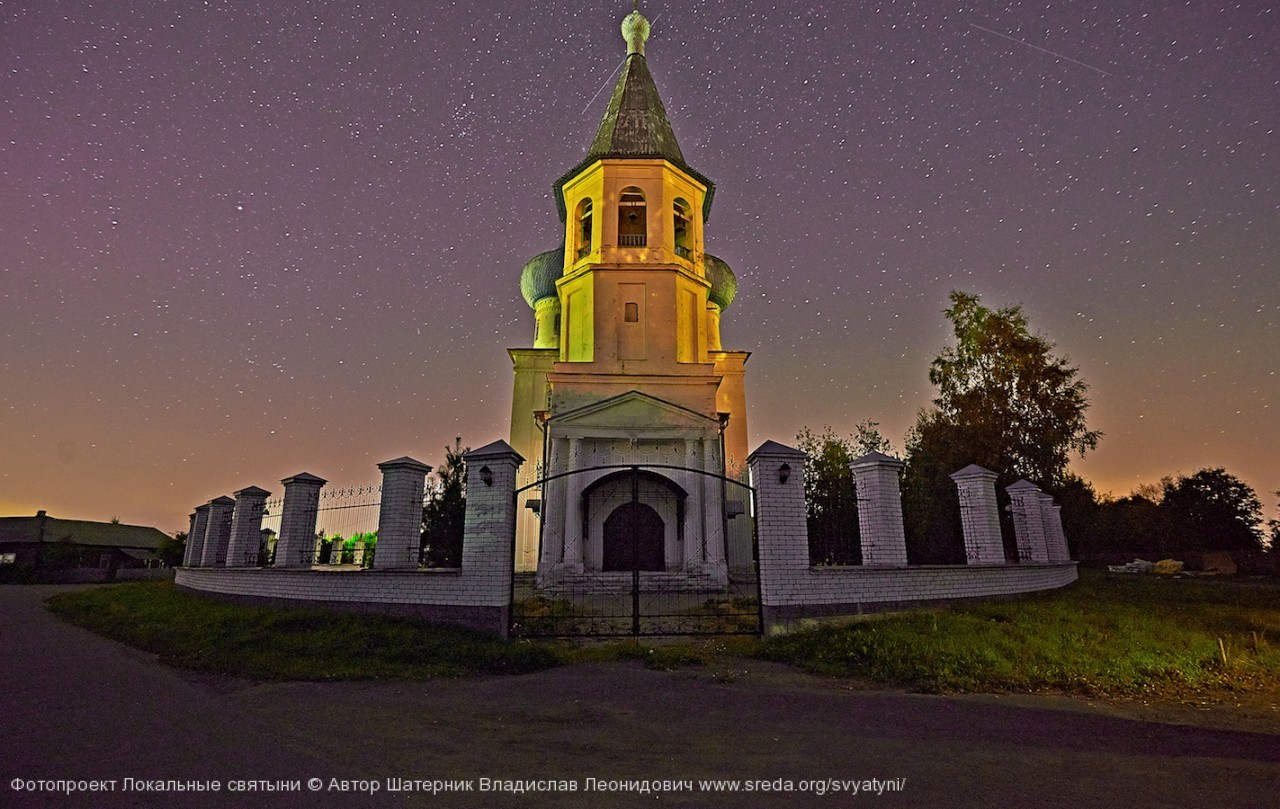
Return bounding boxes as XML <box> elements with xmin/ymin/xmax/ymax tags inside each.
<box><xmin>275</xmin><ymin>472</ymin><xmax>327</xmax><ymax>568</ymax></box>
<box><xmin>461</xmin><ymin>441</ymin><xmax>523</xmax><ymax>631</ymax></box>
<box><xmin>1053</xmin><ymin>503</ymin><xmax>1071</xmax><ymax>561</ymax></box>
<box><xmin>1007</xmin><ymin>480</ymin><xmax>1050</xmax><ymax>562</ymax></box>
<box><xmin>1038</xmin><ymin>495</ymin><xmax>1070</xmax><ymax>562</ymax></box>
<box><xmin>226</xmin><ymin>486</ymin><xmax>271</xmax><ymax>567</ymax></box>
<box><xmin>183</xmin><ymin>507</ymin><xmax>206</xmax><ymax>567</ymax></box>
<box><xmin>200</xmin><ymin>496</ymin><xmax>235</xmax><ymax>567</ymax></box>
<box><xmin>849</xmin><ymin>452</ymin><xmax>908</xmax><ymax>566</ymax></box>
<box><xmin>375</xmin><ymin>456</ymin><xmax>432</xmax><ymax>570</ymax></box>
<box><xmin>748</xmin><ymin>440</ymin><xmax>808</xmax><ymax>627</ymax></box>
<box><xmin>949</xmin><ymin>464</ymin><xmax>1006</xmax><ymax>564</ymax></box>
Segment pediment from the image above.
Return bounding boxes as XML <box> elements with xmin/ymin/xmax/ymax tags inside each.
<box><xmin>550</xmin><ymin>390</ymin><xmax>720</xmax><ymax>435</ymax></box>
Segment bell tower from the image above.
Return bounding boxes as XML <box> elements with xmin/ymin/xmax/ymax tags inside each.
<box><xmin>553</xmin><ymin>6</ymin><xmax>715</xmax><ymax>380</ymax></box>
<box><xmin>508</xmin><ymin>5</ymin><xmax>750</xmax><ymax>575</ymax></box>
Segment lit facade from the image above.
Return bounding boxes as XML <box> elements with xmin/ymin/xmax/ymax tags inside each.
<box><xmin>508</xmin><ymin>9</ymin><xmax>749</xmax><ymax>581</ymax></box>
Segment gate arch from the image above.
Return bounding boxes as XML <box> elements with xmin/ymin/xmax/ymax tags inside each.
<box><xmin>511</xmin><ymin>463</ymin><xmax>759</xmax><ymax>637</ymax></box>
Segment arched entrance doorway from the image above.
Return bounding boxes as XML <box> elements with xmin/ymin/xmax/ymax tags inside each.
<box><xmin>602</xmin><ymin>501</ymin><xmax>665</xmax><ymax>571</ymax></box>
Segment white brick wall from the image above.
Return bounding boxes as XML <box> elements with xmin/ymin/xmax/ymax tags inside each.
<box><xmin>178</xmin><ymin>442</ymin><xmax>525</xmax><ymax>635</ymax></box>
<box><xmin>754</xmin><ymin>562</ymin><xmax>1078</xmax><ymax>608</ymax></box>
<box><xmin>751</xmin><ymin>442</ymin><xmax>1078</xmax><ymax>632</ymax></box>
<box><xmin>182</xmin><ymin>439</ymin><xmax>1077</xmax><ymax>636</ymax></box>
<box><xmin>176</xmin><ymin>566</ymin><xmax>501</xmax><ymax>608</ymax></box>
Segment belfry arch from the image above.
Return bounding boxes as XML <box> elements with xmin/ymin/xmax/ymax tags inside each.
<box><xmin>618</xmin><ymin>187</ymin><xmax>647</xmax><ymax>246</ymax></box>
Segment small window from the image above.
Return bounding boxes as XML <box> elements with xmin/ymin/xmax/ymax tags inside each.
<box><xmin>575</xmin><ymin>198</ymin><xmax>593</xmax><ymax>259</ymax></box>
<box><xmin>618</xmin><ymin>187</ymin><xmax>647</xmax><ymax>247</ymax></box>
<box><xmin>673</xmin><ymin>198</ymin><xmax>692</xmax><ymax>259</ymax></box>
<box><xmin>624</xmin><ymin>302</ymin><xmax>639</xmax><ymax>322</ymax></box>
<box><xmin>0</xmin><ymin>553</ymin><xmax>15</xmax><ymax>565</ymax></box>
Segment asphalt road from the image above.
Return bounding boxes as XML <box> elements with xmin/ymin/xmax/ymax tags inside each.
<box><xmin>2</xmin><ymin>584</ymin><xmax>1278</xmax><ymax>808</ymax></box>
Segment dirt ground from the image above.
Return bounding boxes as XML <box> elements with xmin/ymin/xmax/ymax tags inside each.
<box><xmin>3</xmin><ymin>585</ymin><xmax>1279</xmax><ymax>808</ymax></box>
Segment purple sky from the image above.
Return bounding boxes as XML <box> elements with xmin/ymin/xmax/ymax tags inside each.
<box><xmin>2</xmin><ymin>1</ymin><xmax>1276</xmax><ymax>534</ymax></box>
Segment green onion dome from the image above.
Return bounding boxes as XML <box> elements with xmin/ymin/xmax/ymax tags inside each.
<box><xmin>704</xmin><ymin>254</ymin><xmax>738</xmax><ymax>311</ymax></box>
<box><xmin>519</xmin><ymin>246</ymin><xmax>565</xmax><ymax>308</ymax></box>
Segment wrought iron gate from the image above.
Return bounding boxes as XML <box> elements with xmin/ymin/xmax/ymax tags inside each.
<box><xmin>510</xmin><ymin>464</ymin><xmax>760</xmax><ymax>637</ymax></box>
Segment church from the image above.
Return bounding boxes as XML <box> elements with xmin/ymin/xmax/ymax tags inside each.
<box><xmin>508</xmin><ymin>7</ymin><xmax>751</xmax><ymax>587</ymax></box>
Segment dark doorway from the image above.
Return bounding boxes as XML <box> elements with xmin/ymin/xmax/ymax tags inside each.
<box><xmin>602</xmin><ymin>502</ymin><xmax>664</xmax><ymax>571</ymax></box>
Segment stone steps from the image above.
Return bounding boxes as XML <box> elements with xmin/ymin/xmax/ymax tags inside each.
<box><xmin>536</xmin><ymin>570</ymin><xmax>726</xmax><ymax>596</ymax></box>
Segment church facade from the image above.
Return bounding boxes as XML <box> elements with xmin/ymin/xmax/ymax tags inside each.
<box><xmin>508</xmin><ymin>9</ymin><xmax>750</xmax><ymax>585</ymax></box>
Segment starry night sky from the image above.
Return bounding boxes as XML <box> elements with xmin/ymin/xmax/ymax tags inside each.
<box><xmin>2</xmin><ymin>1</ymin><xmax>1276</xmax><ymax>534</ymax></box>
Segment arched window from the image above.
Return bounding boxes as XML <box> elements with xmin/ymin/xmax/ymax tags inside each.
<box><xmin>618</xmin><ymin>187</ymin><xmax>647</xmax><ymax>247</ymax></box>
<box><xmin>575</xmin><ymin>198</ymin><xmax>593</xmax><ymax>259</ymax></box>
<box><xmin>672</xmin><ymin>198</ymin><xmax>692</xmax><ymax>259</ymax></box>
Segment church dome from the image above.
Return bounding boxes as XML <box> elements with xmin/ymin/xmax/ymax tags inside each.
<box><xmin>704</xmin><ymin>254</ymin><xmax>738</xmax><ymax>310</ymax></box>
<box><xmin>519</xmin><ymin>246</ymin><xmax>565</xmax><ymax>308</ymax></box>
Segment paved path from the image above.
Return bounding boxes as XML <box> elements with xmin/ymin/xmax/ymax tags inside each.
<box><xmin>2</xmin><ymin>585</ymin><xmax>1278</xmax><ymax>808</ymax></box>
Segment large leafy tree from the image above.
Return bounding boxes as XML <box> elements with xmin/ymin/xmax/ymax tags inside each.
<box><xmin>420</xmin><ymin>438</ymin><xmax>469</xmax><ymax>568</ymax></box>
<box><xmin>1160</xmin><ymin>468</ymin><xmax>1264</xmax><ymax>552</ymax></box>
<box><xmin>797</xmin><ymin>421</ymin><xmax>892</xmax><ymax>565</ymax></box>
<box><xmin>903</xmin><ymin>291</ymin><xmax>1101</xmax><ymax>562</ymax></box>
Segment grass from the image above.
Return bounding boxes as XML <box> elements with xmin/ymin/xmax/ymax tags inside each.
<box><xmin>46</xmin><ymin>580</ymin><xmax>558</xmax><ymax>680</ymax></box>
<box><xmin>43</xmin><ymin>571</ymin><xmax>1280</xmax><ymax>699</ymax></box>
<box><xmin>760</xmin><ymin>570</ymin><xmax>1280</xmax><ymax>697</ymax></box>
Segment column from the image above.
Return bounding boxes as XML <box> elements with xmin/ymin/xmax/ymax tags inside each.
<box><xmin>702</xmin><ymin>436</ymin><xmax>727</xmax><ymax>581</ymax></box>
<box><xmin>748</xmin><ymin>441</ymin><xmax>808</xmax><ymax>619</ymax></box>
<box><xmin>200</xmin><ymin>496</ymin><xmax>235</xmax><ymax>567</ymax></box>
<box><xmin>275</xmin><ymin>472</ymin><xmax>327</xmax><ymax>568</ymax></box>
<box><xmin>375</xmin><ymin>456</ymin><xmax>433</xmax><ymax>570</ymax></box>
<box><xmin>226</xmin><ymin>486</ymin><xmax>271</xmax><ymax>567</ymax></box>
<box><xmin>682</xmin><ymin>438</ymin><xmax>704</xmax><ymax>572</ymax></box>
<box><xmin>536</xmin><ymin>437</ymin><xmax>567</xmax><ymax>584</ymax></box>
<box><xmin>849</xmin><ymin>451</ymin><xmax>909</xmax><ymax>566</ymax></box>
<box><xmin>562</xmin><ymin>437</ymin><xmax>584</xmax><ymax>572</ymax></box>
<box><xmin>1006</xmin><ymin>480</ymin><xmax>1050</xmax><ymax>563</ymax></box>
<box><xmin>949</xmin><ymin>464</ymin><xmax>1006</xmax><ymax>564</ymax></box>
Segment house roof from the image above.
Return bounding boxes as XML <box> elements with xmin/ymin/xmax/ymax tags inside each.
<box><xmin>0</xmin><ymin>515</ymin><xmax>170</xmax><ymax>550</ymax></box>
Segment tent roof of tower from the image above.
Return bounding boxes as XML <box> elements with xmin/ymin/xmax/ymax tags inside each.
<box><xmin>551</xmin><ymin>14</ymin><xmax>715</xmax><ymax>223</ymax></box>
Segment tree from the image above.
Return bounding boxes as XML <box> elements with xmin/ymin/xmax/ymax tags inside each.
<box><xmin>1159</xmin><ymin>468</ymin><xmax>1264</xmax><ymax>552</ymax></box>
<box><xmin>156</xmin><ymin>531</ymin><xmax>187</xmax><ymax>567</ymax></box>
<box><xmin>903</xmin><ymin>291</ymin><xmax>1101</xmax><ymax>563</ymax></box>
<box><xmin>421</xmin><ymin>438</ymin><xmax>468</xmax><ymax>568</ymax></box>
<box><xmin>1269</xmin><ymin>490</ymin><xmax>1280</xmax><ymax>552</ymax></box>
<box><xmin>797</xmin><ymin>421</ymin><xmax>893</xmax><ymax>565</ymax></box>
<box><xmin>1087</xmin><ymin>490</ymin><xmax>1175</xmax><ymax>559</ymax></box>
